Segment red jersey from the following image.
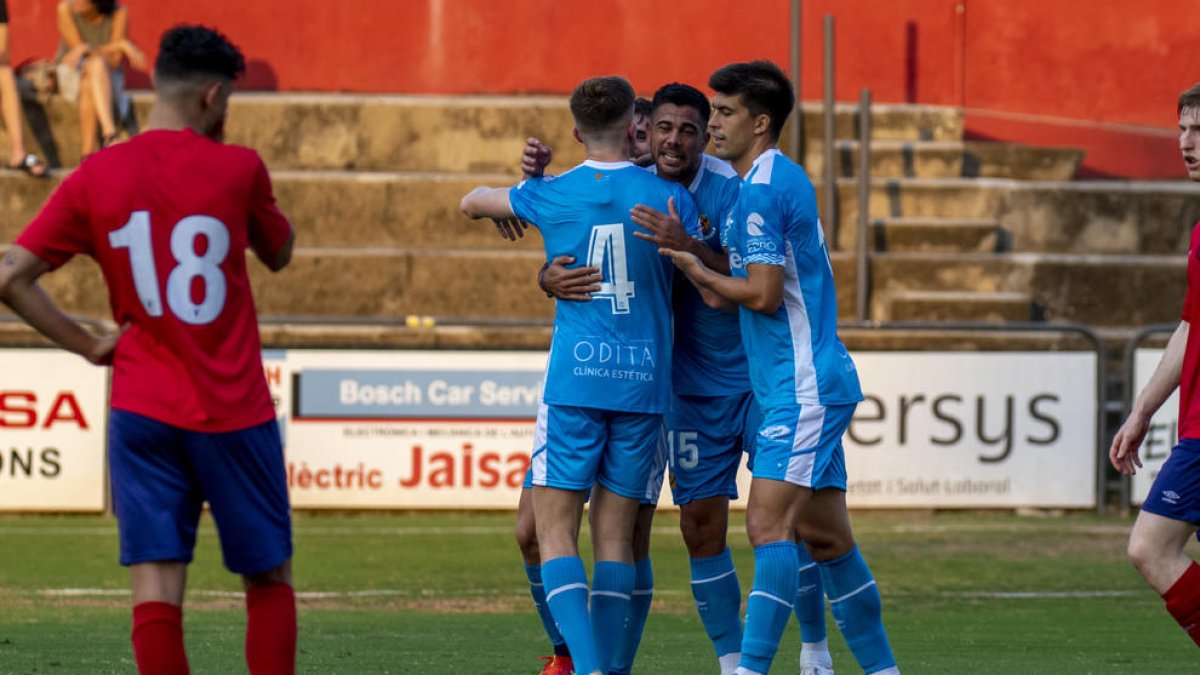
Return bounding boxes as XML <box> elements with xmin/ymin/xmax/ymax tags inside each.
<box><xmin>1180</xmin><ymin>221</ymin><xmax>1200</xmax><ymax>439</ymax></box>
<box><xmin>17</xmin><ymin>129</ymin><xmax>292</xmax><ymax>432</ymax></box>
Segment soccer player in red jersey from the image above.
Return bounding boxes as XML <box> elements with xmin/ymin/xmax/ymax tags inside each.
<box><xmin>1110</xmin><ymin>82</ymin><xmax>1200</xmax><ymax>651</ymax></box>
<box><xmin>0</xmin><ymin>24</ymin><xmax>297</xmax><ymax>674</ymax></box>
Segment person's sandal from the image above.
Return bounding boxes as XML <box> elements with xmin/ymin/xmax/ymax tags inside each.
<box><xmin>100</xmin><ymin>132</ymin><xmax>121</xmax><ymax>148</ymax></box>
<box><xmin>8</xmin><ymin>153</ymin><xmax>50</xmax><ymax>179</ymax></box>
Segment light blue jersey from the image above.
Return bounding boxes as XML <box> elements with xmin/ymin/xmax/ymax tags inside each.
<box><xmin>721</xmin><ymin>149</ymin><xmax>863</xmax><ymax>408</ymax></box>
<box><xmin>655</xmin><ymin>154</ymin><xmax>750</xmax><ymax>397</ymax></box>
<box><xmin>510</xmin><ymin>159</ymin><xmax>700</xmax><ymax>414</ymax></box>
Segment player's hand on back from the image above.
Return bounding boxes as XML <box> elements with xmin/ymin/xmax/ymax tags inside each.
<box><xmin>631</xmin><ymin>197</ymin><xmax>692</xmax><ymax>251</ymax></box>
<box><xmin>521</xmin><ymin>137</ymin><xmax>553</xmax><ymax>178</ymax></box>
<box><xmin>492</xmin><ymin>217</ymin><xmax>531</xmax><ymax>241</ymax></box>
<box><xmin>1109</xmin><ymin>412</ymin><xmax>1150</xmax><ymax>475</ymax></box>
<box><xmin>542</xmin><ymin>255</ymin><xmax>601</xmax><ymax>301</ymax></box>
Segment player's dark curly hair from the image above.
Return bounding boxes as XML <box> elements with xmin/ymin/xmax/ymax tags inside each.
<box><xmin>154</xmin><ymin>24</ymin><xmax>246</xmax><ymax>83</ymax></box>
<box><xmin>708</xmin><ymin>60</ymin><xmax>794</xmax><ymax>141</ymax></box>
<box><xmin>91</xmin><ymin>0</ymin><xmax>118</xmax><ymax>16</ymax></box>
<box><xmin>1179</xmin><ymin>83</ymin><xmax>1200</xmax><ymax>115</ymax></box>
<box><xmin>570</xmin><ymin>76</ymin><xmax>635</xmax><ymax>136</ymax></box>
<box><xmin>634</xmin><ymin>96</ymin><xmax>653</xmax><ymax>118</ymax></box>
<box><xmin>652</xmin><ymin>83</ymin><xmax>711</xmax><ymax>126</ymax></box>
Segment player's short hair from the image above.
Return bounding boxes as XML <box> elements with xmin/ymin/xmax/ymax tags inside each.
<box><xmin>634</xmin><ymin>97</ymin><xmax>653</xmax><ymax>118</ymax></box>
<box><xmin>1179</xmin><ymin>83</ymin><xmax>1200</xmax><ymax>115</ymax></box>
<box><xmin>708</xmin><ymin>60</ymin><xmax>795</xmax><ymax>141</ymax></box>
<box><xmin>154</xmin><ymin>24</ymin><xmax>246</xmax><ymax>85</ymax></box>
<box><xmin>569</xmin><ymin>76</ymin><xmax>636</xmax><ymax>139</ymax></box>
<box><xmin>92</xmin><ymin>0</ymin><xmax>118</xmax><ymax>16</ymax></box>
<box><xmin>651</xmin><ymin>83</ymin><xmax>711</xmax><ymax>126</ymax></box>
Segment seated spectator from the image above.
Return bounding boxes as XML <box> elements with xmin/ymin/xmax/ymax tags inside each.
<box><xmin>55</xmin><ymin>0</ymin><xmax>144</xmax><ymax>157</ymax></box>
<box><xmin>0</xmin><ymin>0</ymin><xmax>49</xmax><ymax>176</ymax></box>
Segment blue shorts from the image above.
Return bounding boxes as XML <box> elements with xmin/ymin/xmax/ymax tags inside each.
<box><xmin>749</xmin><ymin>402</ymin><xmax>856</xmax><ymax>489</ymax></box>
<box><xmin>1142</xmin><ymin>438</ymin><xmax>1200</xmax><ymax>529</ymax></box>
<box><xmin>666</xmin><ymin>391</ymin><xmax>758</xmax><ymax>506</ymax></box>
<box><xmin>108</xmin><ymin>409</ymin><xmax>292</xmax><ymax>575</ymax></box>
<box><xmin>528</xmin><ymin>403</ymin><xmax>663</xmax><ymax>500</ymax></box>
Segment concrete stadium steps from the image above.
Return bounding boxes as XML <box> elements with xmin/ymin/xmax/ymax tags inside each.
<box><xmin>823</xmin><ymin>178</ymin><xmax>1200</xmax><ymax>254</ymax></box>
<box><xmin>805</xmin><ymin>141</ymin><xmax>1081</xmax><ymax>181</ymax></box>
<box><xmin>8</xmin><ymin>173</ymin><xmax>1198</xmax><ymax>257</ymax></box>
<box><xmin>962</xmin><ymin>142</ymin><xmax>1085</xmax><ymax>181</ymax></box>
<box><xmin>870</xmin><ymin>217</ymin><xmax>1005</xmax><ymax>253</ymax></box>
<box><xmin>874</xmin><ymin>290</ymin><xmax>1036</xmax><ymax>323</ymax></box>
<box><xmin>858</xmin><ymin>252</ymin><xmax>1186</xmax><ymax>326</ymax></box>
<box><xmin>3</xmin><ymin>94</ymin><xmax>964</xmax><ymax>171</ymax></box>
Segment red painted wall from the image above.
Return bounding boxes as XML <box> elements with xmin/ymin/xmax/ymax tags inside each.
<box><xmin>6</xmin><ymin>0</ymin><xmax>1196</xmax><ymax>177</ymax></box>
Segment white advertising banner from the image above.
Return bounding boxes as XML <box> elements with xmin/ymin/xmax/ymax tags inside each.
<box><xmin>277</xmin><ymin>350</ymin><xmax>545</xmax><ymax>509</ymax></box>
<box><xmin>0</xmin><ymin>349</ymin><xmax>108</xmax><ymax>511</ymax></box>
<box><xmin>840</xmin><ymin>352</ymin><xmax>1098</xmax><ymax>508</ymax></box>
<box><xmin>272</xmin><ymin>348</ymin><xmax>1099</xmax><ymax>510</ymax></box>
<box><xmin>1130</xmin><ymin>348</ymin><xmax>1178</xmax><ymax>505</ymax></box>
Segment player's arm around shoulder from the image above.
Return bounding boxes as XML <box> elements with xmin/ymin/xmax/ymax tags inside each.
<box><xmin>460</xmin><ymin>186</ymin><xmax>515</xmax><ymax>221</ymax></box>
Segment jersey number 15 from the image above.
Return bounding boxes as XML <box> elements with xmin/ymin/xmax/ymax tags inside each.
<box><xmin>109</xmin><ymin>211</ymin><xmax>230</xmax><ymax>325</ymax></box>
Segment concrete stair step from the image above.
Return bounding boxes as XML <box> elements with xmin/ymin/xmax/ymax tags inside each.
<box><xmin>876</xmin><ymin>289</ymin><xmax>1036</xmax><ymax>322</ymax></box>
<box><xmin>823</xmin><ymin>178</ymin><xmax>1200</xmax><ymax>254</ymax></box>
<box><xmin>871</xmin><ymin>217</ymin><xmax>1004</xmax><ymax>253</ymax></box>
<box><xmin>7</xmin><ymin>172</ymin><xmax>1200</xmax><ymax>258</ymax></box>
<box><xmin>963</xmin><ymin>142</ymin><xmax>1084</xmax><ymax>181</ymax></box>
<box><xmin>808</xmin><ymin>140</ymin><xmax>1081</xmax><ymax>181</ymax></box>
<box><xmin>4</xmin><ymin>94</ymin><xmax>963</xmax><ymax>171</ymax></box>
<box><xmin>0</xmin><ymin>247</ymin><xmax>1186</xmax><ymax>330</ymax></box>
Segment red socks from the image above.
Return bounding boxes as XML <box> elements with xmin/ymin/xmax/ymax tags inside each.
<box><xmin>245</xmin><ymin>582</ymin><xmax>297</xmax><ymax>674</ymax></box>
<box><xmin>1164</xmin><ymin>562</ymin><xmax>1200</xmax><ymax>648</ymax></box>
<box><xmin>132</xmin><ymin>602</ymin><xmax>189</xmax><ymax>674</ymax></box>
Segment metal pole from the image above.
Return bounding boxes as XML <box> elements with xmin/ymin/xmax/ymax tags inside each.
<box><xmin>789</xmin><ymin>0</ymin><xmax>804</xmax><ymax>164</ymax></box>
<box><xmin>855</xmin><ymin>88</ymin><xmax>872</xmax><ymax>322</ymax></box>
<box><xmin>822</xmin><ymin>15</ymin><xmax>836</xmax><ymax>248</ymax></box>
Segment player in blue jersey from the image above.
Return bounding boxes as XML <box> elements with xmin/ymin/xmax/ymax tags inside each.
<box><xmin>659</xmin><ymin>61</ymin><xmax>899</xmax><ymax>675</ymax></box>
<box><xmin>460</xmin><ymin>75</ymin><xmax>700</xmax><ymax>675</ymax></box>
<box><xmin>522</xmin><ymin>81</ymin><xmax>837</xmax><ymax>675</ymax></box>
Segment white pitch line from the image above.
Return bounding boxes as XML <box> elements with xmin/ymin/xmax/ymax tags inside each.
<box><xmin>38</xmin><ymin>587</ymin><xmax>690</xmax><ymax>599</ymax></box>
<box><xmin>951</xmin><ymin>590</ymin><xmax>1146</xmax><ymax>599</ymax></box>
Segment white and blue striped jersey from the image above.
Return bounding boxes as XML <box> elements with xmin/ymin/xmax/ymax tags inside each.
<box><xmin>509</xmin><ymin>159</ymin><xmax>700</xmax><ymax>414</ymax></box>
<box><xmin>720</xmin><ymin>149</ymin><xmax>863</xmax><ymax>408</ymax></box>
<box><xmin>653</xmin><ymin>154</ymin><xmax>750</xmax><ymax>397</ymax></box>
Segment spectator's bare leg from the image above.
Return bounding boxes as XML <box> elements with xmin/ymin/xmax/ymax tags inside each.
<box><xmin>81</xmin><ymin>56</ymin><xmax>116</xmax><ymax>154</ymax></box>
<box><xmin>0</xmin><ymin>25</ymin><xmax>30</xmax><ymax>166</ymax></box>
<box><xmin>78</xmin><ymin>71</ymin><xmax>98</xmax><ymax>156</ymax></box>
<box><xmin>0</xmin><ymin>65</ymin><xmax>28</xmax><ymax>166</ymax></box>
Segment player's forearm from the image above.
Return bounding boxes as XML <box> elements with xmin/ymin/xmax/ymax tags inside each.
<box><xmin>684</xmin><ymin>265</ymin><xmax>764</xmax><ymax>310</ymax></box>
<box><xmin>0</xmin><ymin>280</ymin><xmax>97</xmax><ymax>357</ymax></box>
<box><xmin>1132</xmin><ymin>320</ymin><xmax>1189</xmax><ymax>418</ymax></box>
<box><xmin>460</xmin><ymin>187</ymin><xmax>514</xmax><ymax>220</ymax></box>
<box><xmin>691</xmin><ymin>241</ymin><xmax>731</xmax><ymax>275</ymax></box>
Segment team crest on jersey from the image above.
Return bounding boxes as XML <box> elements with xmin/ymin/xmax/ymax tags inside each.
<box><xmin>699</xmin><ymin>214</ymin><xmax>711</xmax><ymax>235</ymax></box>
<box><xmin>746</xmin><ymin>212</ymin><xmax>765</xmax><ymax>237</ymax></box>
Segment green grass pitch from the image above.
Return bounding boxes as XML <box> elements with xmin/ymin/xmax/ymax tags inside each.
<box><xmin>0</xmin><ymin>510</ymin><xmax>1196</xmax><ymax>673</ymax></box>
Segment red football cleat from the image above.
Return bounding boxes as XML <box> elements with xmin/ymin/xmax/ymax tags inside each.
<box><xmin>538</xmin><ymin>654</ymin><xmax>575</xmax><ymax>674</ymax></box>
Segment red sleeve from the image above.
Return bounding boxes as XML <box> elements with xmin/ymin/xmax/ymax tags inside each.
<box><xmin>1186</xmin><ymin>224</ymin><xmax>1200</xmax><ymax>322</ymax></box>
<box><xmin>15</xmin><ymin>170</ymin><xmax>93</xmax><ymax>269</ymax></box>
<box><xmin>247</xmin><ymin>155</ymin><xmax>293</xmax><ymax>258</ymax></box>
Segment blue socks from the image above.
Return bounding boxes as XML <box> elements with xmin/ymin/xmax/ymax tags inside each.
<box><xmin>590</xmin><ymin>560</ymin><xmax>635</xmax><ymax>674</ymax></box>
<box><xmin>794</xmin><ymin>543</ymin><xmax>827</xmax><ymax>643</ymax></box>
<box><xmin>690</xmin><ymin>548</ymin><xmax>743</xmax><ymax>658</ymax></box>
<box><xmin>609</xmin><ymin>557</ymin><xmax>654</xmax><ymax>675</ymax></box>
<box><xmin>739</xmin><ymin>541</ymin><xmax>799</xmax><ymax>673</ymax></box>
<box><xmin>542</xmin><ymin>556</ymin><xmax>599</xmax><ymax>674</ymax></box>
<box><xmin>820</xmin><ymin>546</ymin><xmax>896</xmax><ymax>673</ymax></box>
<box><xmin>524</xmin><ymin>563</ymin><xmax>568</xmax><ymax>655</ymax></box>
